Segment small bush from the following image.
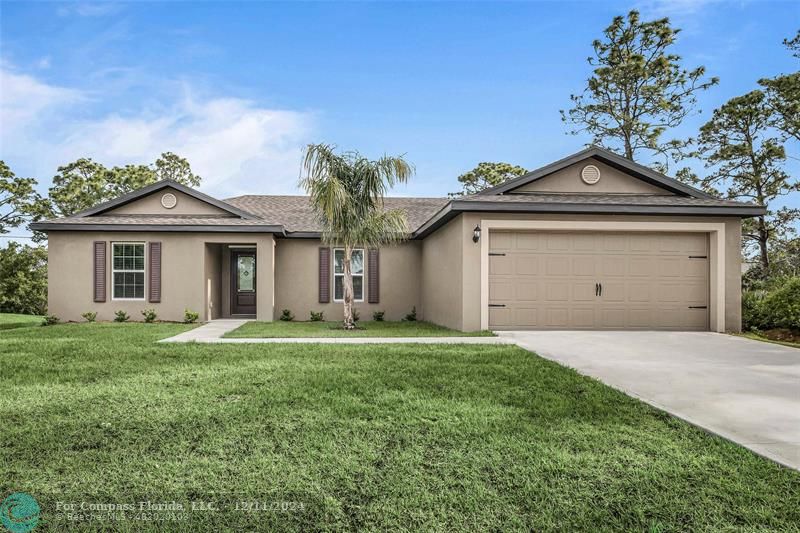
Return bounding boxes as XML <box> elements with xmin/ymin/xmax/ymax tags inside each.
<box><xmin>372</xmin><ymin>310</ymin><xmax>385</xmax><ymax>322</ymax></box>
<box><xmin>41</xmin><ymin>314</ymin><xmax>59</xmax><ymax>326</ymax></box>
<box><xmin>403</xmin><ymin>306</ymin><xmax>417</xmax><ymax>322</ymax></box>
<box><xmin>762</xmin><ymin>277</ymin><xmax>800</xmax><ymax>330</ymax></box>
<box><xmin>81</xmin><ymin>311</ymin><xmax>97</xmax><ymax>323</ymax></box>
<box><xmin>114</xmin><ymin>310</ymin><xmax>130</xmax><ymax>323</ymax></box>
<box><xmin>309</xmin><ymin>311</ymin><xmax>324</xmax><ymax>322</ymax></box>
<box><xmin>184</xmin><ymin>309</ymin><xmax>200</xmax><ymax>324</ymax></box>
<box><xmin>742</xmin><ymin>290</ymin><xmax>768</xmax><ymax>331</ymax></box>
<box><xmin>352</xmin><ymin>308</ymin><xmax>360</xmax><ymax>322</ymax></box>
<box><xmin>280</xmin><ymin>309</ymin><xmax>295</xmax><ymax>321</ymax></box>
<box><xmin>141</xmin><ymin>308</ymin><xmax>158</xmax><ymax>323</ymax></box>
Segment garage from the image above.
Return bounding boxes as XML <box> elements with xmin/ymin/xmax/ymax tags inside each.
<box><xmin>488</xmin><ymin>230</ymin><xmax>709</xmax><ymax>330</ymax></box>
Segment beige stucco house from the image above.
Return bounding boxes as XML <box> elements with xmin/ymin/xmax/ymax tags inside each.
<box><xmin>32</xmin><ymin>147</ymin><xmax>764</xmax><ymax>332</ymax></box>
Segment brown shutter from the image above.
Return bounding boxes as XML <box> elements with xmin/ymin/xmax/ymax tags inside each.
<box><xmin>93</xmin><ymin>241</ymin><xmax>106</xmax><ymax>302</ymax></box>
<box><xmin>149</xmin><ymin>242</ymin><xmax>162</xmax><ymax>303</ymax></box>
<box><xmin>368</xmin><ymin>248</ymin><xmax>379</xmax><ymax>304</ymax></box>
<box><xmin>319</xmin><ymin>247</ymin><xmax>331</xmax><ymax>303</ymax></box>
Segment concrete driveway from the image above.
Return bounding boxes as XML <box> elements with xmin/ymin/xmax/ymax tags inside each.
<box><xmin>499</xmin><ymin>331</ymin><xmax>800</xmax><ymax>470</ymax></box>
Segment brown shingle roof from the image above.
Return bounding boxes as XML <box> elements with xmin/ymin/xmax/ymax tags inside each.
<box><xmin>224</xmin><ymin>195</ymin><xmax>449</xmax><ymax>233</ymax></box>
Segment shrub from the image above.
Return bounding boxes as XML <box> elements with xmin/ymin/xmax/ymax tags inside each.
<box><xmin>81</xmin><ymin>311</ymin><xmax>97</xmax><ymax>322</ymax></box>
<box><xmin>762</xmin><ymin>277</ymin><xmax>800</xmax><ymax>330</ymax></box>
<box><xmin>309</xmin><ymin>311</ymin><xmax>324</xmax><ymax>322</ymax></box>
<box><xmin>352</xmin><ymin>308</ymin><xmax>360</xmax><ymax>322</ymax></box>
<box><xmin>41</xmin><ymin>314</ymin><xmax>59</xmax><ymax>326</ymax></box>
<box><xmin>372</xmin><ymin>310</ymin><xmax>385</xmax><ymax>322</ymax></box>
<box><xmin>0</xmin><ymin>243</ymin><xmax>47</xmax><ymax>315</ymax></box>
<box><xmin>279</xmin><ymin>309</ymin><xmax>295</xmax><ymax>321</ymax></box>
<box><xmin>184</xmin><ymin>309</ymin><xmax>200</xmax><ymax>323</ymax></box>
<box><xmin>403</xmin><ymin>306</ymin><xmax>417</xmax><ymax>322</ymax></box>
<box><xmin>742</xmin><ymin>276</ymin><xmax>800</xmax><ymax>331</ymax></box>
<box><xmin>141</xmin><ymin>308</ymin><xmax>158</xmax><ymax>323</ymax></box>
<box><xmin>114</xmin><ymin>310</ymin><xmax>130</xmax><ymax>322</ymax></box>
<box><xmin>742</xmin><ymin>290</ymin><xmax>767</xmax><ymax>331</ymax></box>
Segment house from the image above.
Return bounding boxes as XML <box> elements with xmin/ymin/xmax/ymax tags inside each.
<box><xmin>31</xmin><ymin>147</ymin><xmax>764</xmax><ymax>332</ymax></box>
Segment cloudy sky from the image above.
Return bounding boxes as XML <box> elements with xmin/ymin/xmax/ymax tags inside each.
<box><xmin>1</xmin><ymin>0</ymin><xmax>798</xmax><ymax>239</ymax></box>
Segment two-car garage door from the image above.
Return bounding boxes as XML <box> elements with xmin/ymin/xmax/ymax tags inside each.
<box><xmin>488</xmin><ymin>231</ymin><xmax>709</xmax><ymax>330</ymax></box>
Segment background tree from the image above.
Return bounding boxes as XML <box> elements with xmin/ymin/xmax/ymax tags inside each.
<box><xmin>0</xmin><ymin>161</ymin><xmax>49</xmax><ymax>235</ymax></box>
<box><xmin>693</xmin><ymin>90</ymin><xmax>797</xmax><ymax>273</ymax></box>
<box><xmin>759</xmin><ymin>31</ymin><xmax>800</xmax><ymax>143</ymax></box>
<box><xmin>561</xmin><ymin>10</ymin><xmax>718</xmax><ymax>168</ymax></box>
<box><xmin>300</xmin><ymin>144</ymin><xmax>413</xmax><ymax>329</ymax></box>
<box><xmin>48</xmin><ymin>152</ymin><xmax>202</xmax><ymax>217</ymax></box>
<box><xmin>449</xmin><ymin>162</ymin><xmax>528</xmax><ymax>196</ymax></box>
<box><xmin>154</xmin><ymin>152</ymin><xmax>201</xmax><ymax>185</ymax></box>
<box><xmin>0</xmin><ymin>242</ymin><xmax>48</xmax><ymax>315</ymax></box>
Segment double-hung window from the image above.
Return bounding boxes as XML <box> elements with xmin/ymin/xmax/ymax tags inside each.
<box><xmin>112</xmin><ymin>243</ymin><xmax>145</xmax><ymax>300</ymax></box>
<box><xmin>333</xmin><ymin>248</ymin><xmax>364</xmax><ymax>302</ymax></box>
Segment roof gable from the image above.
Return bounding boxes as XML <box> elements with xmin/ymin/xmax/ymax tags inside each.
<box><xmin>479</xmin><ymin>146</ymin><xmax>712</xmax><ymax>199</ymax></box>
<box><xmin>73</xmin><ymin>180</ymin><xmax>258</xmax><ymax>220</ymax></box>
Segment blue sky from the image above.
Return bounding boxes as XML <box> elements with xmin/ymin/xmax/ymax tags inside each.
<box><xmin>1</xmin><ymin>0</ymin><xmax>798</xmax><ymax>239</ymax></box>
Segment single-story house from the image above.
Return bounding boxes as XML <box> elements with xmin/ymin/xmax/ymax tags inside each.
<box><xmin>32</xmin><ymin>147</ymin><xmax>765</xmax><ymax>332</ymax></box>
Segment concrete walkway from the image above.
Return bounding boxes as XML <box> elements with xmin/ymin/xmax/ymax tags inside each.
<box><xmin>159</xmin><ymin>319</ymin><xmax>513</xmax><ymax>345</ymax></box>
<box><xmin>499</xmin><ymin>331</ymin><xmax>800</xmax><ymax>470</ymax></box>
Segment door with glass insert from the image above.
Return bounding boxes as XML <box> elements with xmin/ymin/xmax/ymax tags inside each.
<box><xmin>230</xmin><ymin>250</ymin><xmax>256</xmax><ymax>316</ymax></box>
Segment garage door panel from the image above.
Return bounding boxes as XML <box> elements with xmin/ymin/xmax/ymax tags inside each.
<box><xmin>545</xmin><ymin>256</ymin><xmax>570</xmax><ymax>275</ymax></box>
<box><xmin>489</xmin><ymin>281</ymin><xmax>515</xmax><ymax>301</ymax></box>
<box><xmin>490</xmin><ymin>231</ymin><xmax>514</xmax><ymax>249</ymax></box>
<box><xmin>573</xmin><ymin>282</ymin><xmax>597</xmax><ymax>301</ymax></box>
<box><xmin>685</xmin><ymin>259</ymin><xmax>708</xmax><ymax>278</ymax></box>
<box><xmin>489</xmin><ymin>307</ymin><xmax>513</xmax><ymax>327</ymax></box>
<box><xmin>516</xmin><ymin>233</ymin><xmax>541</xmax><ymax>250</ymax></box>
<box><xmin>572</xmin><ymin>256</ymin><xmax>596</xmax><ymax>276</ymax></box>
<box><xmin>546</xmin><ymin>283</ymin><xmax>569</xmax><ymax>302</ymax></box>
<box><xmin>601</xmin><ymin>256</ymin><xmax>627</xmax><ymax>277</ymax></box>
<box><xmin>515</xmin><ymin>255</ymin><xmax>539</xmax><ymax>275</ymax></box>
<box><xmin>488</xmin><ymin>231</ymin><xmax>709</xmax><ymax>330</ymax></box>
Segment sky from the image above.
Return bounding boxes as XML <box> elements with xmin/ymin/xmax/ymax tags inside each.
<box><xmin>1</xmin><ymin>0</ymin><xmax>798</xmax><ymax>243</ymax></box>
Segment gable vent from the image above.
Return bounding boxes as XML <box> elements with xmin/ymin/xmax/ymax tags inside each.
<box><xmin>161</xmin><ymin>193</ymin><xmax>177</xmax><ymax>209</ymax></box>
<box><xmin>581</xmin><ymin>164</ymin><xmax>601</xmax><ymax>185</ymax></box>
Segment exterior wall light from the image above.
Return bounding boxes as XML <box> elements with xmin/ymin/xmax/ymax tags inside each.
<box><xmin>472</xmin><ymin>225</ymin><xmax>481</xmax><ymax>243</ymax></box>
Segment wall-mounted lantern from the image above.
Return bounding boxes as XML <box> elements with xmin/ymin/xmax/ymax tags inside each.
<box><xmin>472</xmin><ymin>225</ymin><xmax>481</xmax><ymax>243</ymax></box>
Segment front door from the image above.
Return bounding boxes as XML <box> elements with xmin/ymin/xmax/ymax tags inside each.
<box><xmin>231</xmin><ymin>250</ymin><xmax>256</xmax><ymax>316</ymax></box>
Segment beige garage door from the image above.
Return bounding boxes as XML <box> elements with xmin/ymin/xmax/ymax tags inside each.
<box><xmin>488</xmin><ymin>231</ymin><xmax>709</xmax><ymax>330</ymax></box>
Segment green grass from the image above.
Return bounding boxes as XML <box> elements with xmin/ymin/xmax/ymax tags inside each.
<box><xmin>0</xmin><ymin>312</ymin><xmax>42</xmax><ymax>330</ymax></box>
<box><xmin>225</xmin><ymin>320</ymin><xmax>495</xmax><ymax>338</ymax></box>
<box><xmin>1</xmin><ymin>323</ymin><xmax>798</xmax><ymax>531</ymax></box>
<box><xmin>739</xmin><ymin>332</ymin><xmax>800</xmax><ymax>349</ymax></box>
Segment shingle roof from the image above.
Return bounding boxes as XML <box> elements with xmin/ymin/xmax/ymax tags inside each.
<box><xmin>224</xmin><ymin>195</ymin><xmax>450</xmax><ymax>233</ymax></box>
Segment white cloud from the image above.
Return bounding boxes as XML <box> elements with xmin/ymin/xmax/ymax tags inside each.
<box><xmin>0</xmin><ymin>67</ymin><xmax>84</xmax><ymax>137</ymax></box>
<box><xmin>0</xmin><ymin>67</ymin><xmax>315</xmax><ymax>198</ymax></box>
<box><xmin>56</xmin><ymin>2</ymin><xmax>124</xmax><ymax>17</ymax></box>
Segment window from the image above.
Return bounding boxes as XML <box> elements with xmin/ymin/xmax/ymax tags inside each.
<box><xmin>333</xmin><ymin>248</ymin><xmax>364</xmax><ymax>302</ymax></box>
<box><xmin>112</xmin><ymin>243</ymin><xmax>145</xmax><ymax>300</ymax></box>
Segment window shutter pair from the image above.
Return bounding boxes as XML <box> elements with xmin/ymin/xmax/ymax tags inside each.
<box><xmin>318</xmin><ymin>247</ymin><xmax>379</xmax><ymax>303</ymax></box>
<box><xmin>92</xmin><ymin>241</ymin><xmax>161</xmax><ymax>303</ymax></box>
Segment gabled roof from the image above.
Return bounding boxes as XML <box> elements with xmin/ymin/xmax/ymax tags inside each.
<box><xmin>478</xmin><ymin>146</ymin><xmax>714</xmax><ymax>199</ymax></box>
<box><xmin>71</xmin><ymin>179</ymin><xmax>259</xmax><ymax>220</ymax></box>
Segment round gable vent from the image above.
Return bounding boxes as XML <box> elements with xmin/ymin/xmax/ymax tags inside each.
<box><xmin>161</xmin><ymin>192</ymin><xmax>178</xmax><ymax>209</ymax></box>
<box><xmin>581</xmin><ymin>164</ymin><xmax>601</xmax><ymax>185</ymax></box>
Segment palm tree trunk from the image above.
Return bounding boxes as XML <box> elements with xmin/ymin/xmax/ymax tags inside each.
<box><xmin>342</xmin><ymin>245</ymin><xmax>355</xmax><ymax>330</ymax></box>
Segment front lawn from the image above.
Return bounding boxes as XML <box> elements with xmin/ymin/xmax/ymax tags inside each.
<box><xmin>225</xmin><ymin>319</ymin><xmax>495</xmax><ymax>338</ymax></box>
<box><xmin>1</xmin><ymin>323</ymin><xmax>798</xmax><ymax>531</ymax></box>
<box><xmin>0</xmin><ymin>312</ymin><xmax>42</xmax><ymax>330</ymax></box>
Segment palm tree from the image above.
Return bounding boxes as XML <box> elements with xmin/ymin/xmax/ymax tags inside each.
<box><xmin>300</xmin><ymin>144</ymin><xmax>414</xmax><ymax>329</ymax></box>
